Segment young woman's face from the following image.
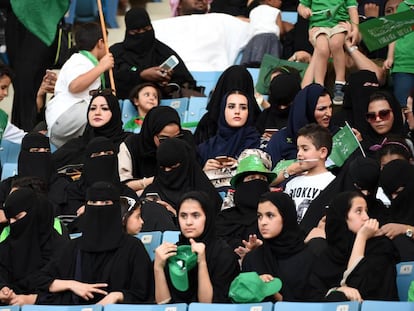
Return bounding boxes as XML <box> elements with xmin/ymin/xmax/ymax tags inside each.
<box><xmin>134</xmin><ymin>86</ymin><xmax>159</xmax><ymax>116</ymax></box>
<box><xmin>366</xmin><ymin>99</ymin><xmax>394</xmax><ymax>135</ymax></box>
<box><xmin>224</xmin><ymin>93</ymin><xmax>249</xmax><ymax>128</ymax></box>
<box><xmin>178</xmin><ymin>199</ymin><xmax>206</xmax><ymax>239</ymax></box>
<box><xmin>153</xmin><ymin>123</ymin><xmax>181</xmax><ymax>147</ymax></box>
<box><xmin>88</xmin><ymin>96</ymin><xmax>113</xmax><ymax>128</ymax></box>
<box><xmin>346</xmin><ymin>196</ymin><xmax>369</xmax><ymax>234</ymax></box>
<box><xmin>126</xmin><ymin>208</ymin><xmax>144</xmax><ymax>235</ymax></box>
<box><xmin>314</xmin><ymin>94</ymin><xmax>332</xmax><ymax>128</ymax></box>
<box><xmin>0</xmin><ymin>75</ymin><xmax>11</xmax><ymax>102</ymax></box>
<box><xmin>257</xmin><ymin>200</ymin><xmax>283</xmax><ymax>239</ymax></box>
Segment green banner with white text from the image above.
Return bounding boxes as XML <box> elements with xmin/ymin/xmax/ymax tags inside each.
<box><xmin>359</xmin><ymin>9</ymin><xmax>414</xmax><ymax>51</ymax></box>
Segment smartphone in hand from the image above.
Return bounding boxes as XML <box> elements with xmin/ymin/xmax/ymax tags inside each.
<box><xmin>160</xmin><ymin>55</ymin><xmax>179</xmax><ymax>71</ymax></box>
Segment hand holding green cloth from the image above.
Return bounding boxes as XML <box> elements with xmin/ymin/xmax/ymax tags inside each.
<box><xmin>11</xmin><ymin>0</ymin><xmax>70</xmax><ymax>46</ymax></box>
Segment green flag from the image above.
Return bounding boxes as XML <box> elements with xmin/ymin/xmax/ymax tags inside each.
<box><xmin>256</xmin><ymin>54</ymin><xmax>308</xmax><ymax>94</ymax></box>
<box><xmin>327</xmin><ymin>122</ymin><xmax>363</xmax><ymax>168</ymax></box>
<box><xmin>359</xmin><ymin>9</ymin><xmax>414</xmax><ymax>52</ymax></box>
<box><xmin>11</xmin><ymin>0</ymin><xmax>70</xmax><ymax>46</ymax></box>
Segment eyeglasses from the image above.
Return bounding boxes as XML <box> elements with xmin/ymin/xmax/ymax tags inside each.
<box><xmin>157</xmin><ymin>133</ymin><xmax>184</xmax><ymax>143</ymax></box>
<box><xmin>365</xmin><ymin>109</ymin><xmax>392</xmax><ymax>122</ymax></box>
<box><xmin>89</xmin><ymin>88</ymin><xmax>115</xmax><ymax>97</ymax></box>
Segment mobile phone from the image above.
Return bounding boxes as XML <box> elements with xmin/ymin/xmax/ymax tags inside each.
<box><xmin>146</xmin><ymin>192</ymin><xmax>161</xmax><ymax>202</ymax></box>
<box><xmin>264</xmin><ymin>128</ymin><xmax>278</xmax><ymax>135</ymax></box>
<box><xmin>160</xmin><ymin>55</ymin><xmax>179</xmax><ymax>71</ymax></box>
<box><xmin>215</xmin><ymin>156</ymin><xmax>229</xmax><ymax>164</ymax></box>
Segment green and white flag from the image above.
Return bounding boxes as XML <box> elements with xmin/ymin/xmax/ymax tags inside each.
<box><xmin>327</xmin><ymin>122</ymin><xmax>365</xmax><ymax>168</ymax></box>
<box><xmin>359</xmin><ymin>9</ymin><xmax>414</xmax><ymax>52</ymax></box>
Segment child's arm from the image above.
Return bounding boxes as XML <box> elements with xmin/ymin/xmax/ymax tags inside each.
<box><xmin>347</xmin><ymin>6</ymin><xmax>359</xmax><ymax>45</ymax></box>
<box><xmin>383</xmin><ymin>41</ymin><xmax>395</xmax><ymax>70</ymax></box>
<box><xmin>68</xmin><ymin>52</ymin><xmax>114</xmax><ymax>94</ymax></box>
<box><xmin>276</xmin><ymin>12</ymin><xmax>284</xmax><ymax>36</ymax></box>
<box><xmin>297</xmin><ymin>3</ymin><xmax>312</xmax><ymax>19</ymax></box>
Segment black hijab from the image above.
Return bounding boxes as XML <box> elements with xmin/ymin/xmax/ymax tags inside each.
<box><xmin>52</xmin><ymin>92</ymin><xmax>129</xmax><ymax>169</ymax></box>
<box><xmin>18</xmin><ymin>132</ymin><xmax>54</xmax><ymax>183</ymax></box>
<box><xmin>125</xmin><ymin>106</ymin><xmax>193</xmax><ymax>178</ymax></box>
<box><xmin>380</xmin><ymin>159</ymin><xmax>414</xmax><ymax>224</ymax></box>
<box><xmin>3</xmin><ymin>188</ymin><xmax>54</xmax><ymax>283</ymax></box>
<box><xmin>197</xmin><ymin>90</ymin><xmax>261</xmax><ymax>165</ymax></box>
<box><xmin>79</xmin><ymin>181</ymin><xmax>123</xmax><ymax>252</ymax></box>
<box><xmin>142</xmin><ymin>138</ymin><xmax>222</xmax><ymax>212</ymax></box>
<box><xmin>194</xmin><ymin>65</ymin><xmax>259</xmax><ymax>144</ymax></box>
<box><xmin>261</xmin><ymin>192</ymin><xmax>306</xmax><ymax>260</ymax></box>
<box><xmin>255</xmin><ymin>72</ymin><xmax>301</xmax><ymax>134</ymax></box>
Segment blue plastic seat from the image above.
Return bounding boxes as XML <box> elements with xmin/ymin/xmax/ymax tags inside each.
<box><xmin>274</xmin><ymin>301</ymin><xmax>360</xmax><ymax>311</ymax></box>
<box><xmin>1</xmin><ymin>162</ymin><xmax>17</xmax><ymax>180</ymax></box>
<box><xmin>21</xmin><ymin>304</ymin><xmax>102</xmax><ymax>311</ymax></box>
<box><xmin>247</xmin><ymin>67</ymin><xmax>260</xmax><ymax>86</ymax></box>
<box><xmin>160</xmin><ymin>97</ymin><xmax>189</xmax><ymax>122</ymax></box>
<box><xmin>104</xmin><ymin>303</ymin><xmax>187</xmax><ymax>311</ymax></box>
<box><xmin>162</xmin><ymin>230</ymin><xmax>180</xmax><ymax>244</ymax></box>
<box><xmin>136</xmin><ymin>231</ymin><xmax>163</xmax><ymax>261</ymax></box>
<box><xmin>190</xmin><ymin>71</ymin><xmax>222</xmax><ymax>98</ymax></box>
<box><xmin>121</xmin><ymin>99</ymin><xmax>138</xmax><ymax>128</ymax></box>
<box><xmin>396</xmin><ymin>261</ymin><xmax>414</xmax><ymax>301</ymax></box>
<box><xmin>74</xmin><ymin>0</ymin><xmax>98</xmax><ymax>24</ymax></box>
<box><xmin>189</xmin><ymin>302</ymin><xmax>273</xmax><ymax>311</ymax></box>
<box><xmin>0</xmin><ymin>139</ymin><xmax>21</xmax><ymax>166</ymax></box>
<box><xmin>361</xmin><ymin>300</ymin><xmax>414</xmax><ymax>311</ymax></box>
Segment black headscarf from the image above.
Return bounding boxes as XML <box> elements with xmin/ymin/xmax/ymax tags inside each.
<box><xmin>52</xmin><ymin>92</ymin><xmax>129</xmax><ymax>169</ymax></box>
<box><xmin>197</xmin><ymin>90</ymin><xmax>261</xmax><ymax>165</ymax></box>
<box><xmin>123</xmin><ymin>8</ymin><xmax>155</xmax><ymax>55</ymax></box>
<box><xmin>194</xmin><ymin>65</ymin><xmax>259</xmax><ymax>145</ymax></box>
<box><xmin>79</xmin><ymin>181</ymin><xmax>123</xmax><ymax>252</ymax></box>
<box><xmin>255</xmin><ymin>73</ymin><xmax>301</xmax><ymax>134</ymax></box>
<box><xmin>380</xmin><ymin>159</ymin><xmax>414</xmax><ymax>224</ymax></box>
<box><xmin>261</xmin><ymin>192</ymin><xmax>306</xmax><ymax>259</ymax></box>
<box><xmin>125</xmin><ymin>106</ymin><xmax>193</xmax><ymax>178</ymax></box>
<box><xmin>3</xmin><ymin>188</ymin><xmax>54</xmax><ymax>283</ymax></box>
<box><xmin>18</xmin><ymin>132</ymin><xmax>54</xmax><ymax>183</ymax></box>
<box><xmin>142</xmin><ymin>138</ymin><xmax>222</xmax><ymax>212</ymax></box>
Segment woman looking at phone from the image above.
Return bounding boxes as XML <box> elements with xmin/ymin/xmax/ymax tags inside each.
<box><xmin>109</xmin><ymin>7</ymin><xmax>196</xmax><ymax>99</ymax></box>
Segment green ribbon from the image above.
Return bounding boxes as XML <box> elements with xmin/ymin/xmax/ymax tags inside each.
<box><xmin>79</xmin><ymin>50</ymin><xmax>106</xmax><ymax>88</ymax></box>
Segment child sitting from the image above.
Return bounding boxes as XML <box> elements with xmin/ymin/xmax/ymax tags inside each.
<box><xmin>284</xmin><ymin>123</ymin><xmax>335</xmax><ymax>223</ymax></box>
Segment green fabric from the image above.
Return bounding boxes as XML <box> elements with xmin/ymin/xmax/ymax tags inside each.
<box><xmin>0</xmin><ymin>109</ymin><xmax>8</xmax><ymax>141</ymax></box>
<box><xmin>359</xmin><ymin>8</ymin><xmax>414</xmax><ymax>52</ymax></box>
<box><xmin>53</xmin><ymin>217</ymin><xmax>63</xmax><ymax>235</ymax></box>
<box><xmin>327</xmin><ymin>122</ymin><xmax>362</xmax><ymax>168</ymax></box>
<box><xmin>256</xmin><ymin>54</ymin><xmax>308</xmax><ymax>94</ymax></box>
<box><xmin>391</xmin><ymin>3</ymin><xmax>414</xmax><ymax>74</ymax></box>
<box><xmin>0</xmin><ymin>225</ymin><xmax>10</xmax><ymax>243</ymax></box>
<box><xmin>272</xmin><ymin>159</ymin><xmax>295</xmax><ymax>177</ymax></box>
<box><xmin>79</xmin><ymin>50</ymin><xmax>106</xmax><ymax>87</ymax></box>
<box><xmin>409</xmin><ymin>280</ymin><xmax>414</xmax><ymax>301</ymax></box>
<box><xmin>123</xmin><ymin>117</ymin><xmax>143</xmax><ymax>132</ymax></box>
<box><xmin>300</xmin><ymin>0</ymin><xmax>357</xmax><ymax>28</ymax></box>
<box><xmin>10</xmin><ymin>0</ymin><xmax>69</xmax><ymax>46</ymax></box>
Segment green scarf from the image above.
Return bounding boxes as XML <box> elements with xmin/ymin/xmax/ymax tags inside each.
<box><xmin>79</xmin><ymin>50</ymin><xmax>106</xmax><ymax>87</ymax></box>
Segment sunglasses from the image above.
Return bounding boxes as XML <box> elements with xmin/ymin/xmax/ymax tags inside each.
<box><xmin>365</xmin><ymin>109</ymin><xmax>392</xmax><ymax>122</ymax></box>
<box><xmin>89</xmin><ymin>88</ymin><xmax>115</xmax><ymax>97</ymax></box>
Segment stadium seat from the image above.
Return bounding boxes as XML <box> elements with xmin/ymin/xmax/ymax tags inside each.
<box><xmin>121</xmin><ymin>99</ymin><xmax>138</xmax><ymax>127</ymax></box>
<box><xmin>274</xmin><ymin>301</ymin><xmax>360</xmax><ymax>311</ymax></box>
<box><xmin>361</xmin><ymin>300</ymin><xmax>414</xmax><ymax>311</ymax></box>
<box><xmin>190</xmin><ymin>71</ymin><xmax>222</xmax><ymax>98</ymax></box>
<box><xmin>396</xmin><ymin>261</ymin><xmax>414</xmax><ymax>301</ymax></box>
<box><xmin>183</xmin><ymin>96</ymin><xmax>208</xmax><ymax>132</ymax></box>
<box><xmin>162</xmin><ymin>230</ymin><xmax>180</xmax><ymax>244</ymax></box>
<box><xmin>104</xmin><ymin>303</ymin><xmax>187</xmax><ymax>311</ymax></box>
<box><xmin>0</xmin><ymin>305</ymin><xmax>19</xmax><ymax>311</ymax></box>
<box><xmin>0</xmin><ymin>140</ymin><xmax>21</xmax><ymax>166</ymax></box>
<box><xmin>1</xmin><ymin>162</ymin><xmax>17</xmax><ymax>180</ymax></box>
<box><xmin>136</xmin><ymin>231</ymin><xmax>162</xmax><ymax>261</ymax></box>
<box><xmin>160</xmin><ymin>97</ymin><xmax>189</xmax><ymax>122</ymax></box>
<box><xmin>21</xmin><ymin>304</ymin><xmax>102</xmax><ymax>311</ymax></box>
<box><xmin>189</xmin><ymin>302</ymin><xmax>273</xmax><ymax>311</ymax></box>
<box><xmin>247</xmin><ymin>67</ymin><xmax>260</xmax><ymax>86</ymax></box>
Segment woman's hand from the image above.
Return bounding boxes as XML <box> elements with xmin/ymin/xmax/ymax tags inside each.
<box><xmin>336</xmin><ymin>286</ymin><xmax>363</xmax><ymax>302</ymax></box>
<box><xmin>234</xmin><ymin>234</ymin><xmax>263</xmax><ymax>259</ymax></box>
<box><xmin>140</xmin><ymin>67</ymin><xmax>172</xmax><ymax>84</ymax></box>
<box><xmin>154</xmin><ymin>242</ymin><xmax>177</xmax><ymax>268</ymax></box>
<box><xmin>203</xmin><ymin>157</ymin><xmax>236</xmax><ymax>171</ymax></box>
<box><xmin>97</xmin><ymin>291</ymin><xmax>123</xmax><ymax>305</ymax></box>
<box><xmin>70</xmin><ymin>281</ymin><xmax>108</xmax><ymax>300</ymax></box>
<box><xmin>190</xmin><ymin>238</ymin><xmax>206</xmax><ymax>263</ymax></box>
<box><xmin>156</xmin><ymin>199</ymin><xmax>177</xmax><ymax>217</ymax></box>
<box><xmin>378</xmin><ymin>223</ymin><xmax>407</xmax><ymax>239</ymax></box>
<box><xmin>358</xmin><ymin>218</ymin><xmax>379</xmax><ymax>240</ymax></box>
